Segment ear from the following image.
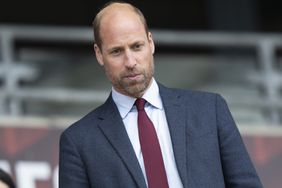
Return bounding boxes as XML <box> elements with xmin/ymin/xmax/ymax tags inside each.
<box><xmin>94</xmin><ymin>44</ymin><xmax>104</xmax><ymax>66</ymax></box>
<box><xmin>148</xmin><ymin>32</ymin><xmax>155</xmax><ymax>54</ymax></box>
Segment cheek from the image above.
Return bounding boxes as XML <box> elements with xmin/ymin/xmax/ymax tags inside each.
<box><xmin>141</xmin><ymin>51</ymin><xmax>154</xmax><ymax>68</ymax></box>
<box><xmin>136</xmin><ymin>50</ymin><xmax>151</xmax><ymax>62</ymax></box>
<box><xmin>104</xmin><ymin>62</ymin><xmax>122</xmax><ymax>80</ymax></box>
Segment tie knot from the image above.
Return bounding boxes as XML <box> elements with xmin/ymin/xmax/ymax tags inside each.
<box><xmin>135</xmin><ymin>98</ymin><xmax>146</xmax><ymax>111</ymax></box>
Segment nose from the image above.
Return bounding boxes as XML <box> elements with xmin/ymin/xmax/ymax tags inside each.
<box><xmin>124</xmin><ymin>49</ymin><xmax>136</xmax><ymax>69</ymax></box>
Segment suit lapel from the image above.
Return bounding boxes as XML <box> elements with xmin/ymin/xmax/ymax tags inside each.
<box><xmin>159</xmin><ymin>84</ymin><xmax>188</xmax><ymax>188</ymax></box>
<box><xmin>97</xmin><ymin>96</ymin><xmax>147</xmax><ymax>188</ymax></box>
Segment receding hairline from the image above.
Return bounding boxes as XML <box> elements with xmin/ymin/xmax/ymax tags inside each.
<box><xmin>97</xmin><ymin>2</ymin><xmax>138</xmax><ymax>21</ymax></box>
<box><xmin>93</xmin><ymin>2</ymin><xmax>149</xmax><ymax>48</ymax></box>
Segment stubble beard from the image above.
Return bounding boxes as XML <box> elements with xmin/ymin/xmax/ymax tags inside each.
<box><xmin>113</xmin><ymin>65</ymin><xmax>154</xmax><ymax>98</ymax></box>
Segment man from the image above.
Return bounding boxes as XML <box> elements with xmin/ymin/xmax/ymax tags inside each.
<box><xmin>59</xmin><ymin>1</ymin><xmax>263</xmax><ymax>188</ymax></box>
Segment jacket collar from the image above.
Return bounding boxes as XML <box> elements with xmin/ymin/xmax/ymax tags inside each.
<box><xmin>159</xmin><ymin>83</ymin><xmax>188</xmax><ymax>188</ymax></box>
<box><xmin>97</xmin><ymin>95</ymin><xmax>147</xmax><ymax>188</ymax></box>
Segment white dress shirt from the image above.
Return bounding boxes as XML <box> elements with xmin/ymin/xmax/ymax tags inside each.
<box><xmin>112</xmin><ymin>78</ymin><xmax>183</xmax><ymax>188</ymax></box>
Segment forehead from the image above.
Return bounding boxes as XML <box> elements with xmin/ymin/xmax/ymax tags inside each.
<box><xmin>98</xmin><ymin>4</ymin><xmax>147</xmax><ymax>44</ymax></box>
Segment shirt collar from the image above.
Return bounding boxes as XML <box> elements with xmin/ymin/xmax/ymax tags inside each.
<box><xmin>112</xmin><ymin>78</ymin><xmax>163</xmax><ymax>119</ymax></box>
<box><xmin>142</xmin><ymin>79</ymin><xmax>163</xmax><ymax>110</ymax></box>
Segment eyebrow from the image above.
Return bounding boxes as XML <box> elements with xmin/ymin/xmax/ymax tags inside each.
<box><xmin>105</xmin><ymin>39</ymin><xmax>146</xmax><ymax>52</ymax></box>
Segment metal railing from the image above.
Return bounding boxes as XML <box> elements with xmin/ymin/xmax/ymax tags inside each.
<box><xmin>0</xmin><ymin>25</ymin><xmax>281</xmax><ymax>123</ymax></box>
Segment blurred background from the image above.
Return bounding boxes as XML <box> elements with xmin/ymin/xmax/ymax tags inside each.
<box><xmin>0</xmin><ymin>0</ymin><xmax>282</xmax><ymax>188</ymax></box>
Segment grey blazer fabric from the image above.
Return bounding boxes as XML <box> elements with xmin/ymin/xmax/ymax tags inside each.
<box><xmin>59</xmin><ymin>84</ymin><xmax>263</xmax><ymax>188</ymax></box>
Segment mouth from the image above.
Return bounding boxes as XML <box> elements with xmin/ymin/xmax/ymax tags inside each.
<box><xmin>124</xmin><ymin>73</ymin><xmax>142</xmax><ymax>81</ymax></box>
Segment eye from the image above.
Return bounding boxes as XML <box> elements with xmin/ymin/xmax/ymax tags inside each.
<box><xmin>133</xmin><ymin>43</ymin><xmax>143</xmax><ymax>51</ymax></box>
<box><xmin>110</xmin><ymin>48</ymin><xmax>121</xmax><ymax>56</ymax></box>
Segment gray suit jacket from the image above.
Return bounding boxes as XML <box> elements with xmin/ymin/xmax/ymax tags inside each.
<box><xmin>59</xmin><ymin>84</ymin><xmax>263</xmax><ymax>188</ymax></box>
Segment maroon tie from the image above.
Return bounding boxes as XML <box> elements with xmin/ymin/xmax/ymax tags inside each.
<box><xmin>135</xmin><ymin>98</ymin><xmax>169</xmax><ymax>188</ymax></box>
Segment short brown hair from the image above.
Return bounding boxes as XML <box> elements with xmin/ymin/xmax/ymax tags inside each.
<box><xmin>92</xmin><ymin>1</ymin><xmax>149</xmax><ymax>48</ymax></box>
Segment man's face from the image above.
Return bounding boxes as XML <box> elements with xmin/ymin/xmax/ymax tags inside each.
<box><xmin>94</xmin><ymin>7</ymin><xmax>155</xmax><ymax>98</ymax></box>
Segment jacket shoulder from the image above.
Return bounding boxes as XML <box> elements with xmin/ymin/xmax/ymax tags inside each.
<box><xmin>159</xmin><ymin>83</ymin><xmax>221</xmax><ymax>104</ymax></box>
<box><xmin>61</xmin><ymin>97</ymin><xmax>111</xmax><ymax>138</ymax></box>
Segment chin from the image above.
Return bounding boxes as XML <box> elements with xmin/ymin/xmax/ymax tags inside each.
<box><xmin>124</xmin><ymin>84</ymin><xmax>147</xmax><ymax>98</ymax></box>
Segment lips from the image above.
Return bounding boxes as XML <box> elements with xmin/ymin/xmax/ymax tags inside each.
<box><xmin>125</xmin><ymin>74</ymin><xmax>141</xmax><ymax>80</ymax></box>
